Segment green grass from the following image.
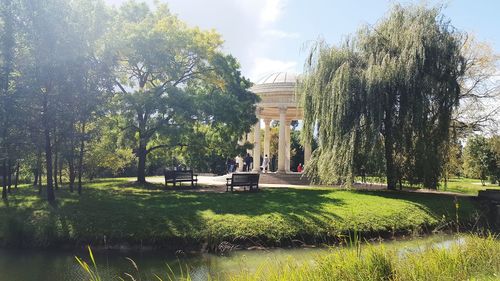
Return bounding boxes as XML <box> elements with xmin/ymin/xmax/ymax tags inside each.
<box><xmin>357</xmin><ymin>176</ymin><xmax>500</xmax><ymax>195</ymax></box>
<box><xmin>0</xmin><ymin>178</ymin><xmax>481</xmax><ymax>249</ymax></box>
<box><xmin>226</xmin><ymin>235</ymin><xmax>500</xmax><ymax>281</ymax></box>
<box><xmin>440</xmin><ymin>178</ymin><xmax>500</xmax><ymax>195</ymax></box>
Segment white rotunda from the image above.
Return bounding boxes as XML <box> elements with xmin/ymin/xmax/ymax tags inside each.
<box><xmin>244</xmin><ymin>72</ymin><xmax>312</xmax><ymax>174</ymax></box>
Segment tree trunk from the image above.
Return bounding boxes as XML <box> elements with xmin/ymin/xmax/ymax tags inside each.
<box><xmin>136</xmin><ymin>114</ymin><xmax>148</xmax><ymax>183</ymax></box>
<box><xmin>137</xmin><ymin>143</ymin><xmax>147</xmax><ymax>183</ymax></box>
<box><xmin>33</xmin><ymin>169</ymin><xmax>38</xmax><ymax>186</ymax></box>
<box><xmin>58</xmin><ymin>158</ymin><xmax>63</xmax><ymax>186</ymax></box>
<box><xmin>2</xmin><ymin>159</ymin><xmax>7</xmax><ymax>199</ymax></box>
<box><xmin>7</xmin><ymin>160</ymin><xmax>11</xmax><ymax>193</ymax></box>
<box><xmin>14</xmin><ymin>162</ymin><xmax>19</xmax><ymax>189</ymax></box>
<box><xmin>43</xmin><ymin>96</ymin><xmax>55</xmax><ymax>202</ymax></box>
<box><xmin>77</xmin><ymin>121</ymin><xmax>85</xmax><ymax>195</ymax></box>
<box><xmin>38</xmin><ymin>167</ymin><xmax>42</xmax><ymax>189</ymax></box>
<box><xmin>383</xmin><ymin>113</ymin><xmax>397</xmax><ymax>190</ymax></box>
<box><xmin>68</xmin><ymin>158</ymin><xmax>75</xmax><ymax>192</ymax></box>
<box><xmin>54</xmin><ymin>136</ymin><xmax>58</xmax><ymax>190</ymax></box>
<box><xmin>68</xmin><ymin>124</ymin><xmax>75</xmax><ymax>192</ymax></box>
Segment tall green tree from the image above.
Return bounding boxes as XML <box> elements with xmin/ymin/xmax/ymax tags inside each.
<box><xmin>301</xmin><ymin>5</ymin><xmax>465</xmax><ymax>189</ymax></box>
<box><xmin>111</xmin><ymin>1</ymin><xmax>248</xmax><ymax>183</ymax></box>
<box><xmin>18</xmin><ymin>0</ymin><xmax>111</xmax><ymax>200</ymax></box>
<box><xmin>463</xmin><ymin>135</ymin><xmax>495</xmax><ymax>185</ymax></box>
<box><xmin>0</xmin><ymin>0</ymin><xmax>16</xmax><ymax>199</ymax></box>
<box><xmin>181</xmin><ymin>54</ymin><xmax>258</xmax><ymax>173</ymax></box>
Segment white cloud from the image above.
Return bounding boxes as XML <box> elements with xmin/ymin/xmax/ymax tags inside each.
<box><xmin>249</xmin><ymin>58</ymin><xmax>298</xmax><ymax>81</ymax></box>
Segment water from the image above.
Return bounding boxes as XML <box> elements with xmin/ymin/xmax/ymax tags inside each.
<box><xmin>0</xmin><ymin>235</ymin><xmax>462</xmax><ymax>281</ymax></box>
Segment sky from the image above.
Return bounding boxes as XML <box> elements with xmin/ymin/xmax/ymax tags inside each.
<box><xmin>104</xmin><ymin>0</ymin><xmax>500</xmax><ymax>82</ymax></box>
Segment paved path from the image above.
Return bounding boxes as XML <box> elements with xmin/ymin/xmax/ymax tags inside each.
<box><xmin>144</xmin><ymin>176</ymin><xmax>388</xmax><ymax>192</ymax></box>
<box><xmin>141</xmin><ymin>175</ymin><xmax>476</xmax><ymax>197</ymax></box>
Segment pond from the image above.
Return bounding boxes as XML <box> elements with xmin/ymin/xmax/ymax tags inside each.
<box><xmin>0</xmin><ymin>235</ymin><xmax>462</xmax><ymax>281</ymax></box>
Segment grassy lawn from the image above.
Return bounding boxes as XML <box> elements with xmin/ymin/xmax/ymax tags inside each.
<box><xmin>440</xmin><ymin>178</ymin><xmax>500</xmax><ymax>195</ymax></box>
<box><xmin>0</xmin><ymin>178</ymin><xmax>480</xmax><ymax>249</ymax></box>
<box><xmin>358</xmin><ymin>176</ymin><xmax>500</xmax><ymax>195</ymax></box>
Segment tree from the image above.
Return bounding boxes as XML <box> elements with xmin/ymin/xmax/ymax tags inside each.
<box><xmin>489</xmin><ymin>136</ymin><xmax>500</xmax><ymax>185</ymax></box>
<box><xmin>180</xmin><ymin>54</ymin><xmax>258</xmax><ymax>174</ymax></box>
<box><xmin>300</xmin><ymin>4</ymin><xmax>465</xmax><ymax>189</ymax></box>
<box><xmin>15</xmin><ymin>0</ymin><xmax>111</xmax><ymax>201</ymax></box>
<box><xmin>111</xmin><ymin>2</ymin><xmax>225</xmax><ymax>183</ymax></box>
<box><xmin>453</xmin><ymin>35</ymin><xmax>500</xmax><ymax>134</ymax></box>
<box><xmin>463</xmin><ymin>136</ymin><xmax>495</xmax><ymax>185</ymax></box>
<box><xmin>110</xmin><ymin>2</ymin><xmax>257</xmax><ymax>182</ymax></box>
<box><xmin>0</xmin><ymin>0</ymin><xmax>31</xmax><ymax>199</ymax></box>
<box><xmin>0</xmin><ymin>0</ymin><xmax>16</xmax><ymax>199</ymax></box>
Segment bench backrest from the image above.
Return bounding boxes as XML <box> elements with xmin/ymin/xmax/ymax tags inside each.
<box><xmin>232</xmin><ymin>173</ymin><xmax>259</xmax><ymax>184</ymax></box>
<box><xmin>164</xmin><ymin>170</ymin><xmax>194</xmax><ymax>180</ymax></box>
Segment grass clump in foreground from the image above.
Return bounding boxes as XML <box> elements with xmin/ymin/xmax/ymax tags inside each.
<box><xmin>230</xmin><ymin>235</ymin><xmax>500</xmax><ymax>281</ymax></box>
<box><xmin>76</xmin><ymin>235</ymin><xmax>500</xmax><ymax>281</ymax></box>
<box><xmin>0</xmin><ymin>178</ymin><xmax>481</xmax><ymax>248</ymax></box>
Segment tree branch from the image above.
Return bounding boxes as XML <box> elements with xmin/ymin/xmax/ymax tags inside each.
<box><xmin>146</xmin><ymin>143</ymin><xmax>186</xmax><ymax>154</ymax></box>
<box><xmin>115</xmin><ymin>81</ymin><xmax>128</xmax><ymax>95</ymax></box>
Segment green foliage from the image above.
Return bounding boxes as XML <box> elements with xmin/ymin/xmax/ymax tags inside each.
<box><xmin>463</xmin><ymin>135</ymin><xmax>500</xmax><ymax>185</ymax></box>
<box><xmin>290</xmin><ymin>130</ymin><xmax>304</xmax><ymax>170</ymax></box>
<box><xmin>301</xmin><ymin>4</ymin><xmax>466</xmax><ymax>189</ymax></box>
<box><xmin>109</xmin><ymin>2</ymin><xmax>257</xmax><ymax>181</ymax></box>
<box><xmin>181</xmin><ymin>54</ymin><xmax>258</xmax><ymax>174</ymax></box>
<box><xmin>442</xmin><ymin>139</ymin><xmax>464</xmax><ymax>179</ymax></box>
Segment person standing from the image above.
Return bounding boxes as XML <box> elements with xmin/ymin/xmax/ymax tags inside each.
<box><xmin>271</xmin><ymin>155</ymin><xmax>276</xmax><ymax>172</ymax></box>
<box><xmin>244</xmin><ymin>153</ymin><xmax>252</xmax><ymax>172</ymax></box>
<box><xmin>297</xmin><ymin>163</ymin><xmax>303</xmax><ymax>173</ymax></box>
<box><xmin>261</xmin><ymin>154</ymin><xmax>270</xmax><ymax>173</ymax></box>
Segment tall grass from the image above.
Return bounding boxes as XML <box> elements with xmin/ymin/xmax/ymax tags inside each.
<box><xmin>76</xmin><ymin>235</ymin><xmax>500</xmax><ymax>281</ymax></box>
<box><xmin>231</xmin><ymin>235</ymin><xmax>500</xmax><ymax>281</ymax></box>
<box><xmin>75</xmin><ymin>246</ymin><xmax>102</xmax><ymax>281</ymax></box>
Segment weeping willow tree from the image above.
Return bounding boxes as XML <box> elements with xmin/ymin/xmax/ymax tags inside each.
<box><xmin>300</xmin><ymin>5</ymin><xmax>466</xmax><ymax>189</ymax></box>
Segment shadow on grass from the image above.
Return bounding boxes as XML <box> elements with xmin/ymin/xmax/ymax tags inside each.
<box><xmin>0</xmin><ymin>183</ymin><xmax>480</xmax><ymax>249</ymax></box>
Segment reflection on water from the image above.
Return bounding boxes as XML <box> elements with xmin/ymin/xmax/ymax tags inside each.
<box><xmin>0</xmin><ymin>234</ymin><xmax>463</xmax><ymax>281</ymax></box>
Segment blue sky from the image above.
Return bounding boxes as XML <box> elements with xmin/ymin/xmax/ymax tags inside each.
<box><xmin>105</xmin><ymin>0</ymin><xmax>500</xmax><ymax>81</ymax></box>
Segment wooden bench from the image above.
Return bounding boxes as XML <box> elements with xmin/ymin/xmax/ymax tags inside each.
<box><xmin>226</xmin><ymin>173</ymin><xmax>260</xmax><ymax>192</ymax></box>
<box><xmin>164</xmin><ymin>170</ymin><xmax>198</xmax><ymax>187</ymax></box>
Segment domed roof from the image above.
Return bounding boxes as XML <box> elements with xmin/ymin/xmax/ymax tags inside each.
<box><xmin>255</xmin><ymin>72</ymin><xmax>298</xmax><ymax>85</ymax></box>
<box><xmin>250</xmin><ymin>72</ymin><xmax>297</xmax><ymax>94</ymax></box>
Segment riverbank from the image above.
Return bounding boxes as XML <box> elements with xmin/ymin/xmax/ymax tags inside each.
<box><xmin>3</xmin><ymin>234</ymin><xmax>498</xmax><ymax>280</ymax></box>
<box><xmin>226</xmin><ymin>234</ymin><xmax>500</xmax><ymax>281</ymax></box>
<box><xmin>0</xmin><ymin>178</ymin><xmax>482</xmax><ymax>251</ymax></box>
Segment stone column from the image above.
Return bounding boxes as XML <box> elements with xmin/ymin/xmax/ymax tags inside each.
<box><xmin>263</xmin><ymin>119</ymin><xmax>271</xmax><ymax>158</ymax></box>
<box><xmin>252</xmin><ymin>109</ymin><xmax>262</xmax><ymax>172</ymax></box>
<box><xmin>285</xmin><ymin>121</ymin><xmax>291</xmax><ymax>172</ymax></box>
<box><xmin>277</xmin><ymin>107</ymin><xmax>287</xmax><ymax>173</ymax></box>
